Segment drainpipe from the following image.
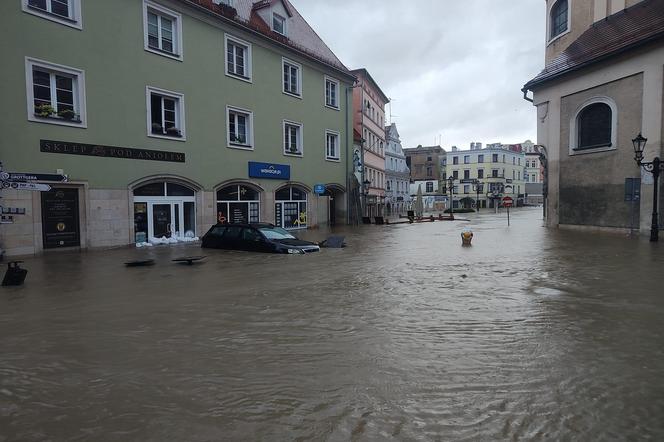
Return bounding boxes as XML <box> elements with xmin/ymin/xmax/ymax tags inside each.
<box><xmin>345</xmin><ymin>84</ymin><xmax>350</xmax><ymax>225</ymax></box>
<box><xmin>522</xmin><ymin>89</ymin><xmax>534</xmax><ymax>103</ymax></box>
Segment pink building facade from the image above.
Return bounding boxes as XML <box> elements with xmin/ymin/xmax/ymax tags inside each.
<box><xmin>351</xmin><ymin>69</ymin><xmax>389</xmax><ymax>217</ymax></box>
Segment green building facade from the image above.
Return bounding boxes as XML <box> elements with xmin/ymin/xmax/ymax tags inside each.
<box><xmin>1</xmin><ymin>0</ymin><xmax>355</xmax><ymax>255</ymax></box>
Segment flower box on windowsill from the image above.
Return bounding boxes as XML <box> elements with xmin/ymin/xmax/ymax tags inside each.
<box><xmin>151</xmin><ymin>125</ymin><xmax>182</xmax><ymax>138</ymax></box>
<box><xmin>166</xmin><ymin>127</ymin><xmax>183</xmax><ymax>138</ymax></box>
<box><xmin>33</xmin><ymin>112</ymin><xmax>82</xmax><ymax>124</ymax></box>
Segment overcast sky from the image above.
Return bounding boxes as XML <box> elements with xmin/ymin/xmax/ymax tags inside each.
<box><xmin>291</xmin><ymin>0</ymin><xmax>546</xmax><ymax>150</ymax></box>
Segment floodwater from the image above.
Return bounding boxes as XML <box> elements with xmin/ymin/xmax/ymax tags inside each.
<box><xmin>1</xmin><ymin>208</ymin><xmax>663</xmax><ymax>441</ymax></box>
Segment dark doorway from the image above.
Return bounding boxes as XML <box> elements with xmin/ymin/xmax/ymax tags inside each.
<box><xmin>41</xmin><ymin>188</ymin><xmax>80</xmax><ymax>249</ymax></box>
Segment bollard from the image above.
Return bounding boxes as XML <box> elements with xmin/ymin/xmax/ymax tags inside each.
<box><xmin>2</xmin><ymin>261</ymin><xmax>28</xmax><ymax>286</ymax></box>
<box><xmin>460</xmin><ymin>229</ymin><xmax>473</xmax><ymax>246</ymax></box>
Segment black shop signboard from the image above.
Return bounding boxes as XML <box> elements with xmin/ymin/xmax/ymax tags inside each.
<box><xmin>41</xmin><ymin>188</ymin><xmax>80</xmax><ymax>248</ymax></box>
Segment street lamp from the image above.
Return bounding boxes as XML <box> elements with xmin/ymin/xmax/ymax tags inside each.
<box><xmin>632</xmin><ymin>133</ymin><xmax>663</xmax><ymax>242</ymax></box>
<box><xmin>362</xmin><ymin>179</ymin><xmax>371</xmax><ymax>217</ymax></box>
<box><xmin>446</xmin><ymin>176</ymin><xmax>456</xmax><ymax>219</ymax></box>
<box><xmin>472</xmin><ymin>179</ymin><xmax>483</xmax><ymax>212</ymax></box>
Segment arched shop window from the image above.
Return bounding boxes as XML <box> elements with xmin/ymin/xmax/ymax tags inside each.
<box><xmin>133</xmin><ymin>181</ymin><xmax>196</xmax><ymax>243</ymax></box>
<box><xmin>275</xmin><ymin>185</ymin><xmax>307</xmax><ymax>229</ymax></box>
<box><xmin>216</xmin><ymin>184</ymin><xmax>260</xmax><ymax>224</ymax></box>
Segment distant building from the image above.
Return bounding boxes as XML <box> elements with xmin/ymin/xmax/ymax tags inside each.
<box><xmin>524</xmin><ymin>141</ymin><xmax>545</xmax><ymax>205</ymax></box>
<box><xmin>351</xmin><ymin>68</ymin><xmax>389</xmax><ymax>218</ymax></box>
<box><xmin>445</xmin><ymin>143</ymin><xmax>526</xmax><ymax>208</ymax></box>
<box><xmin>384</xmin><ymin>123</ymin><xmax>411</xmax><ymax>215</ymax></box>
<box><xmin>403</xmin><ymin>145</ymin><xmax>447</xmax><ymax>182</ymax></box>
<box><xmin>523</xmin><ymin>0</ymin><xmax>664</xmax><ymax>234</ymax></box>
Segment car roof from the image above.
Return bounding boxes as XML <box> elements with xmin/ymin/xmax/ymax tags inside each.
<box><xmin>213</xmin><ymin>223</ymin><xmax>275</xmax><ymax>229</ymax></box>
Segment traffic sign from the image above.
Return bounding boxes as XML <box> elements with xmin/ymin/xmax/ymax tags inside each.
<box><xmin>7</xmin><ymin>172</ymin><xmax>68</xmax><ymax>182</ymax></box>
<box><xmin>502</xmin><ymin>196</ymin><xmax>514</xmax><ymax>207</ymax></box>
<box><xmin>314</xmin><ymin>184</ymin><xmax>326</xmax><ymax>194</ymax></box>
<box><xmin>9</xmin><ymin>182</ymin><xmax>51</xmax><ymax>192</ymax></box>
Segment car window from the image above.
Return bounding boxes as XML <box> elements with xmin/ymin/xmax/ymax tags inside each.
<box><xmin>259</xmin><ymin>226</ymin><xmax>296</xmax><ymax>240</ymax></box>
<box><xmin>223</xmin><ymin>226</ymin><xmax>242</xmax><ymax>239</ymax></box>
<box><xmin>242</xmin><ymin>228</ymin><xmax>262</xmax><ymax>242</ymax></box>
<box><xmin>209</xmin><ymin>226</ymin><xmax>226</xmax><ymax>236</ymax></box>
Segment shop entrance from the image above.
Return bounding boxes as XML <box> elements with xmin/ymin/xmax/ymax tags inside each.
<box><xmin>133</xmin><ymin>181</ymin><xmax>196</xmax><ymax>243</ymax></box>
<box><xmin>41</xmin><ymin>188</ymin><xmax>80</xmax><ymax>249</ymax></box>
<box><xmin>275</xmin><ymin>185</ymin><xmax>308</xmax><ymax>229</ymax></box>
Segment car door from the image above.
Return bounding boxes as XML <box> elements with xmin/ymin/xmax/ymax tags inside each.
<box><xmin>202</xmin><ymin>225</ymin><xmax>226</xmax><ymax>248</ymax></box>
<box><xmin>241</xmin><ymin>227</ymin><xmax>271</xmax><ymax>252</ymax></box>
<box><xmin>221</xmin><ymin>225</ymin><xmax>243</xmax><ymax>250</ymax></box>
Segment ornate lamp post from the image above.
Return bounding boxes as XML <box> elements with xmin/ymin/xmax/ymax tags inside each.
<box><xmin>446</xmin><ymin>176</ymin><xmax>456</xmax><ymax>220</ymax></box>
<box><xmin>472</xmin><ymin>179</ymin><xmax>483</xmax><ymax>212</ymax></box>
<box><xmin>632</xmin><ymin>133</ymin><xmax>663</xmax><ymax>242</ymax></box>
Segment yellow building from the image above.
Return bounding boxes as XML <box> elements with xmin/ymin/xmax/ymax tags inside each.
<box><xmin>445</xmin><ymin>143</ymin><xmax>526</xmax><ymax>208</ymax></box>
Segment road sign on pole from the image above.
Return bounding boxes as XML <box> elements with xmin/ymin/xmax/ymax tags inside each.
<box><xmin>7</xmin><ymin>172</ymin><xmax>68</xmax><ymax>182</ymax></box>
<box><xmin>502</xmin><ymin>196</ymin><xmax>513</xmax><ymax>226</ymax></box>
<box><xmin>8</xmin><ymin>182</ymin><xmax>52</xmax><ymax>192</ymax></box>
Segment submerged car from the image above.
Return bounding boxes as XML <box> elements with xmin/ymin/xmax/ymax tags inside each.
<box><xmin>201</xmin><ymin>223</ymin><xmax>320</xmax><ymax>254</ymax></box>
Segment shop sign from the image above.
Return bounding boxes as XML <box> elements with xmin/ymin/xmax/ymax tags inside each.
<box><xmin>10</xmin><ymin>182</ymin><xmax>51</xmax><ymax>191</ymax></box>
<box><xmin>248</xmin><ymin>162</ymin><xmax>290</xmax><ymax>180</ymax></box>
<box><xmin>314</xmin><ymin>184</ymin><xmax>326</xmax><ymax>194</ymax></box>
<box><xmin>40</xmin><ymin>140</ymin><xmax>185</xmax><ymax>163</ymax></box>
<box><xmin>8</xmin><ymin>172</ymin><xmax>68</xmax><ymax>182</ymax></box>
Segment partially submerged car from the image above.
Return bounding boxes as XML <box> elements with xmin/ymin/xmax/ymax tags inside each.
<box><xmin>201</xmin><ymin>223</ymin><xmax>320</xmax><ymax>254</ymax></box>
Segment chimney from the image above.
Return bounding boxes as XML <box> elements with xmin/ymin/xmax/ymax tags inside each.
<box><xmin>451</xmin><ymin>146</ymin><xmax>458</xmax><ymax>152</ymax></box>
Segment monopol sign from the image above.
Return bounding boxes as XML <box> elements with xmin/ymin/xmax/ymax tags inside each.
<box><xmin>6</xmin><ymin>182</ymin><xmax>52</xmax><ymax>191</ymax></box>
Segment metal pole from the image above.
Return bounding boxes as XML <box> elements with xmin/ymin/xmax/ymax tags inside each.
<box><xmin>650</xmin><ymin>158</ymin><xmax>660</xmax><ymax>242</ymax></box>
<box><xmin>507</xmin><ymin>205</ymin><xmax>510</xmax><ymax>226</ymax></box>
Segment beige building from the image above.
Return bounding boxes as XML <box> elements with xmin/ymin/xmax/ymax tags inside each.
<box><xmin>446</xmin><ymin>143</ymin><xmax>526</xmax><ymax>209</ymax></box>
<box><xmin>523</xmin><ymin>0</ymin><xmax>664</xmax><ymax>234</ymax></box>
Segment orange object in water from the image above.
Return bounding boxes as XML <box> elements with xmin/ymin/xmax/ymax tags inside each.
<box><xmin>461</xmin><ymin>229</ymin><xmax>473</xmax><ymax>246</ymax></box>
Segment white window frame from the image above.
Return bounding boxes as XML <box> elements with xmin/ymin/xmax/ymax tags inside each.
<box><xmin>283</xmin><ymin>120</ymin><xmax>303</xmax><ymax>157</ymax></box>
<box><xmin>282</xmin><ymin>57</ymin><xmax>302</xmax><ymax>98</ymax></box>
<box><xmin>325</xmin><ymin>130</ymin><xmax>340</xmax><ymax>162</ymax></box>
<box><xmin>324</xmin><ymin>76</ymin><xmax>340</xmax><ymax>110</ymax></box>
<box><xmin>569</xmin><ymin>96</ymin><xmax>617</xmax><ymax>156</ymax></box>
<box><xmin>272</xmin><ymin>12</ymin><xmax>286</xmax><ymax>36</ymax></box>
<box><xmin>224</xmin><ymin>34</ymin><xmax>252</xmax><ymax>83</ymax></box>
<box><xmin>25</xmin><ymin>57</ymin><xmax>87</xmax><ymax>128</ymax></box>
<box><xmin>143</xmin><ymin>0</ymin><xmax>183</xmax><ymax>61</ymax></box>
<box><xmin>22</xmin><ymin>0</ymin><xmax>83</xmax><ymax>29</ymax></box>
<box><xmin>226</xmin><ymin>105</ymin><xmax>254</xmax><ymax>150</ymax></box>
<box><xmin>547</xmin><ymin>0</ymin><xmax>571</xmax><ymax>45</ymax></box>
<box><xmin>146</xmin><ymin>86</ymin><xmax>186</xmax><ymax>141</ymax></box>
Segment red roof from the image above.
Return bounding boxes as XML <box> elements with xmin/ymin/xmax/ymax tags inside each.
<box><xmin>180</xmin><ymin>0</ymin><xmax>352</xmax><ymax>78</ymax></box>
<box><xmin>523</xmin><ymin>0</ymin><xmax>664</xmax><ymax>91</ymax></box>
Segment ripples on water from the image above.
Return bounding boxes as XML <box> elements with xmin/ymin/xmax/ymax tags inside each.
<box><xmin>1</xmin><ymin>208</ymin><xmax>663</xmax><ymax>441</ymax></box>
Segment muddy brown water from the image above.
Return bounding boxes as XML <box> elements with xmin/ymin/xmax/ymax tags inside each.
<box><xmin>1</xmin><ymin>208</ymin><xmax>663</xmax><ymax>441</ymax></box>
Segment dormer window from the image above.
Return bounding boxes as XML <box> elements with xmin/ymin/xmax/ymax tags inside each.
<box><xmin>273</xmin><ymin>13</ymin><xmax>286</xmax><ymax>36</ymax></box>
<box><xmin>549</xmin><ymin>0</ymin><xmax>568</xmax><ymax>41</ymax></box>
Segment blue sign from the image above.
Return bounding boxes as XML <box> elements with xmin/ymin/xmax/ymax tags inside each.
<box><xmin>314</xmin><ymin>184</ymin><xmax>326</xmax><ymax>194</ymax></box>
<box><xmin>248</xmin><ymin>161</ymin><xmax>290</xmax><ymax>180</ymax></box>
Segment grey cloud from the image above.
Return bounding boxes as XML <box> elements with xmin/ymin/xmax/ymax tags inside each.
<box><xmin>291</xmin><ymin>0</ymin><xmax>545</xmax><ymax>149</ymax></box>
